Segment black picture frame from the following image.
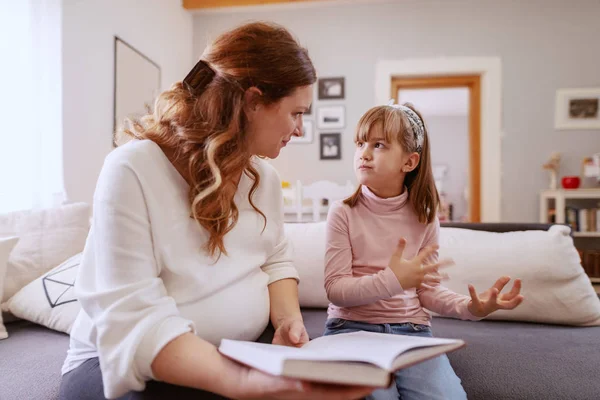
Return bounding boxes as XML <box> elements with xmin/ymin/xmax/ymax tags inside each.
<box><xmin>318</xmin><ymin>77</ymin><xmax>345</xmax><ymax>100</ymax></box>
<box><xmin>320</xmin><ymin>133</ymin><xmax>341</xmax><ymax>160</ymax></box>
<box><xmin>317</xmin><ymin>105</ymin><xmax>345</xmax><ymax>130</ymax></box>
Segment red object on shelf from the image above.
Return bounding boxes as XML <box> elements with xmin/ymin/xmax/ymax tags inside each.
<box><xmin>561</xmin><ymin>176</ymin><xmax>581</xmax><ymax>189</ymax></box>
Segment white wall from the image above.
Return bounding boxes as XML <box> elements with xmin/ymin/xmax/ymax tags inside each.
<box><xmin>192</xmin><ymin>0</ymin><xmax>600</xmax><ymax>222</ymax></box>
<box><xmin>428</xmin><ymin>116</ymin><xmax>469</xmax><ymax>221</ymax></box>
<box><xmin>62</xmin><ymin>0</ymin><xmax>193</xmax><ymax>204</ymax></box>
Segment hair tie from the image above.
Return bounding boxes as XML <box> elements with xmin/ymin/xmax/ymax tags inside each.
<box><xmin>183</xmin><ymin>59</ymin><xmax>216</xmax><ymax>95</ymax></box>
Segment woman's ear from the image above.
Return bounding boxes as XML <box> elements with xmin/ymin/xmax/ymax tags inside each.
<box><xmin>403</xmin><ymin>152</ymin><xmax>421</xmax><ymax>173</ymax></box>
<box><xmin>243</xmin><ymin>87</ymin><xmax>263</xmax><ymax>120</ymax></box>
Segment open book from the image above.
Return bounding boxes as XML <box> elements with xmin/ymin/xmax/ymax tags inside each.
<box><xmin>219</xmin><ymin>331</ymin><xmax>465</xmax><ymax>387</ymax></box>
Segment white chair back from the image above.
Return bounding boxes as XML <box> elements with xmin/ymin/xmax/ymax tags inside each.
<box><xmin>295</xmin><ymin>180</ymin><xmax>355</xmax><ymax>222</ymax></box>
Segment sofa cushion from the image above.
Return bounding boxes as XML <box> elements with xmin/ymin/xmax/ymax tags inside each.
<box><xmin>0</xmin><ymin>237</ymin><xmax>19</xmax><ymax>339</ymax></box>
<box><xmin>300</xmin><ymin>308</ymin><xmax>600</xmax><ymax>400</ymax></box>
<box><xmin>0</xmin><ymin>202</ymin><xmax>90</xmax><ymax>304</ymax></box>
<box><xmin>432</xmin><ymin>318</ymin><xmax>600</xmax><ymax>400</ymax></box>
<box><xmin>286</xmin><ymin>221</ymin><xmax>600</xmax><ymax>326</ymax></box>
<box><xmin>438</xmin><ymin>225</ymin><xmax>600</xmax><ymax>326</ymax></box>
<box><xmin>284</xmin><ymin>222</ymin><xmax>329</xmax><ymax>307</ymax></box>
<box><xmin>0</xmin><ymin>320</ymin><xmax>70</xmax><ymax>400</ymax></box>
<box><xmin>5</xmin><ymin>253</ymin><xmax>82</xmax><ymax>334</ymax></box>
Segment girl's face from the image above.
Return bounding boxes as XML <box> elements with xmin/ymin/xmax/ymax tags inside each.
<box><xmin>245</xmin><ymin>85</ymin><xmax>313</xmax><ymax>159</ymax></box>
<box><xmin>354</xmin><ymin>123</ymin><xmax>419</xmax><ymax>198</ymax></box>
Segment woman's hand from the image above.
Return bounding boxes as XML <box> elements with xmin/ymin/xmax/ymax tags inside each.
<box><xmin>272</xmin><ymin>318</ymin><xmax>309</xmax><ymax>347</ymax></box>
<box><xmin>225</xmin><ymin>320</ymin><xmax>372</xmax><ymax>399</ymax></box>
<box><xmin>226</xmin><ymin>358</ymin><xmax>375</xmax><ymax>400</ymax></box>
<box><xmin>467</xmin><ymin>276</ymin><xmax>524</xmax><ymax>318</ymax></box>
<box><xmin>151</xmin><ymin>331</ymin><xmax>373</xmax><ymax>400</ymax></box>
<box><xmin>388</xmin><ymin>238</ymin><xmax>453</xmax><ymax>290</ymax></box>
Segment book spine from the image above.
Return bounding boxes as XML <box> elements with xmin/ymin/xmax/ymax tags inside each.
<box><xmin>579</xmin><ymin>209</ymin><xmax>587</xmax><ymax>232</ymax></box>
<box><xmin>565</xmin><ymin>206</ymin><xmax>578</xmax><ymax>231</ymax></box>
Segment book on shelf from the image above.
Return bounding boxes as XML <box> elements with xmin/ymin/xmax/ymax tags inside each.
<box><xmin>564</xmin><ymin>206</ymin><xmax>600</xmax><ymax>233</ymax></box>
<box><xmin>547</xmin><ymin>208</ymin><xmax>556</xmax><ymax>224</ymax></box>
<box><xmin>218</xmin><ymin>330</ymin><xmax>465</xmax><ymax>387</ymax></box>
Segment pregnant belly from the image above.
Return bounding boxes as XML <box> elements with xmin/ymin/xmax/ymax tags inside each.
<box><xmin>176</xmin><ymin>271</ymin><xmax>271</xmax><ymax>346</ymax></box>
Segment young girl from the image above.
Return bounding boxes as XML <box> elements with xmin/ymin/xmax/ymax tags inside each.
<box><xmin>323</xmin><ymin>101</ymin><xmax>524</xmax><ymax>400</ymax></box>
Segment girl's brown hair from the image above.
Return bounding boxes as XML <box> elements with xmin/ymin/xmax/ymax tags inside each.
<box><xmin>116</xmin><ymin>22</ymin><xmax>316</xmax><ymax>257</ymax></box>
<box><xmin>343</xmin><ymin>104</ymin><xmax>439</xmax><ymax>224</ymax></box>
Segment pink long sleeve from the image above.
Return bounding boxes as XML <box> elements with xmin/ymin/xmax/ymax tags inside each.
<box><xmin>417</xmin><ymin>222</ymin><xmax>480</xmax><ymax>321</ymax></box>
<box><xmin>324</xmin><ymin>203</ymin><xmax>404</xmax><ymax>308</ymax></box>
<box><xmin>324</xmin><ymin>185</ymin><xmax>480</xmax><ymax>325</ymax></box>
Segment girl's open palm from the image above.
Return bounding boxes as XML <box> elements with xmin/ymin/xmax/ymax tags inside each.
<box><xmin>467</xmin><ymin>276</ymin><xmax>524</xmax><ymax>318</ymax></box>
<box><xmin>388</xmin><ymin>238</ymin><xmax>453</xmax><ymax>290</ymax></box>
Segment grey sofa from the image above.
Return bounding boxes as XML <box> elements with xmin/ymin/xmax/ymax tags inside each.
<box><xmin>1</xmin><ymin>223</ymin><xmax>599</xmax><ymax>399</ymax></box>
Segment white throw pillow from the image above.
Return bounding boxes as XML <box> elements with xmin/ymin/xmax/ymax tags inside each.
<box><xmin>0</xmin><ymin>202</ymin><xmax>90</xmax><ymax>304</ymax></box>
<box><xmin>437</xmin><ymin>225</ymin><xmax>600</xmax><ymax>326</ymax></box>
<box><xmin>5</xmin><ymin>253</ymin><xmax>82</xmax><ymax>334</ymax></box>
<box><xmin>284</xmin><ymin>221</ymin><xmax>600</xmax><ymax>326</ymax></box>
<box><xmin>284</xmin><ymin>222</ymin><xmax>329</xmax><ymax>308</ymax></box>
<box><xmin>0</xmin><ymin>237</ymin><xmax>19</xmax><ymax>339</ymax></box>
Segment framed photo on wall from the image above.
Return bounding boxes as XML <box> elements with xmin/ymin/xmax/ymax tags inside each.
<box><xmin>555</xmin><ymin>88</ymin><xmax>600</xmax><ymax>130</ymax></box>
<box><xmin>290</xmin><ymin>120</ymin><xmax>314</xmax><ymax>144</ymax></box>
<box><xmin>318</xmin><ymin>77</ymin><xmax>345</xmax><ymax>100</ymax></box>
<box><xmin>113</xmin><ymin>36</ymin><xmax>161</xmax><ymax>147</ymax></box>
<box><xmin>317</xmin><ymin>105</ymin><xmax>345</xmax><ymax>130</ymax></box>
<box><xmin>320</xmin><ymin>133</ymin><xmax>341</xmax><ymax>160</ymax></box>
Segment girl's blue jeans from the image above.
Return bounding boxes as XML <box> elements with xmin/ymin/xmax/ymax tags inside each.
<box><xmin>323</xmin><ymin>318</ymin><xmax>467</xmax><ymax>400</ymax></box>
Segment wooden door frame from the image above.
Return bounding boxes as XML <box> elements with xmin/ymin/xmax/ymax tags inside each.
<box><xmin>376</xmin><ymin>58</ymin><xmax>502</xmax><ymax>222</ymax></box>
<box><xmin>391</xmin><ymin>75</ymin><xmax>481</xmax><ymax>222</ymax></box>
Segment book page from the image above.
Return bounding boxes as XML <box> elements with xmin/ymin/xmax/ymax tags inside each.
<box><xmin>219</xmin><ymin>339</ymin><xmax>383</xmax><ymax>375</ymax></box>
<box><xmin>219</xmin><ymin>340</ymin><xmax>305</xmax><ymax>376</ymax></box>
<box><xmin>302</xmin><ymin>331</ymin><xmax>462</xmax><ymax>369</ymax></box>
<box><xmin>220</xmin><ymin>331</ymin><xmax>463</xmax><ymax>374</ymax></box>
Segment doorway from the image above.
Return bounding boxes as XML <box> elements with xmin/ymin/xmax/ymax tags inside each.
<box><xmin>391</xmin><ymin>75</ymin><xmax>481</xmax><ymax>222</ymax></box>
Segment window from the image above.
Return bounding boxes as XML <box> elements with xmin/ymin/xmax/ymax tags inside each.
<box><xmin>0</xmin><ymin>1</ymin><xmax>64</xmax><ymax>213</ymax></box>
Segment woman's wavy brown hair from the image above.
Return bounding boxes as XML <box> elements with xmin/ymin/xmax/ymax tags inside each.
<box><xmin>116</xmin><ymin>22</ymin><xmax>316</xmax><ymax>258</ymax></box>
<box><xmin>343</xmin><ymin>104</ymin><xmax>439</xmax><ymax>224</ymax></box>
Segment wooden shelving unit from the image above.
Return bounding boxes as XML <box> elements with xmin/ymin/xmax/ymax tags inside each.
<box><xmin>573</xmin><ymin>232</ymin><xmax>600</xmax><ymax>238</ymax></box>
<box><xmin>540</xmin><ymin>189</ymin><xmax>600</xmax><ymax>289</ymax></box>
<box><xmin>540</xmin><ymin>189</ymin><xmax>600</xmax><ymax>224</ymax></box>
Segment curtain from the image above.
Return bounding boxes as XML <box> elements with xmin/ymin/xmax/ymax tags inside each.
<box><xmin>0</xmin><ymin>0</ymin><xmax>65</xmax><ymax>213</ymax></box>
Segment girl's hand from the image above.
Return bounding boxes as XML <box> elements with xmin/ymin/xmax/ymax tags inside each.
<box><xmin>226</xmin><ymin>358</ymin><xmax>375</xmax><ymax>400</ymax></box>
<box><xmin>272</xmin><ymin>318</ymin><xmax>310</xmax><ymax>348</ymax></box>
<box><xmin>388</xmin><ymin>238</ymin><xmax>453</xmax><ymax>290</ymax></box>
<box><xmin>423</xmin><ymin>272</ymin><xmax>446</xmax><ymax>287</ymax></box>
<box><xmin>467</xmin><ymin>276</ymin><xmax>524</xmax><ymax>318</ymax></box>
